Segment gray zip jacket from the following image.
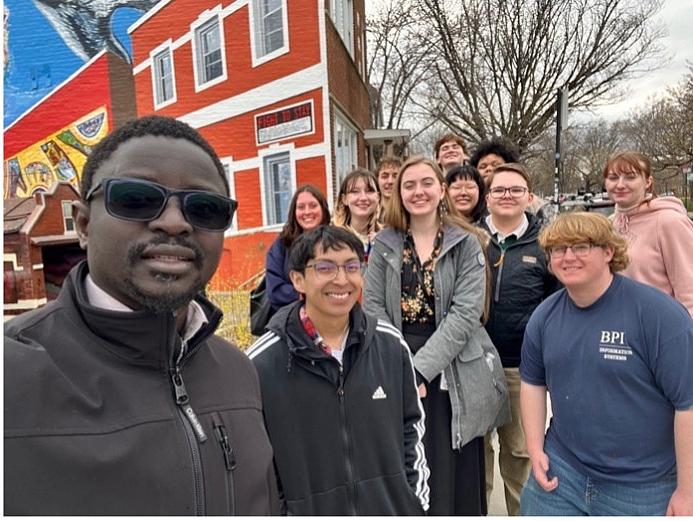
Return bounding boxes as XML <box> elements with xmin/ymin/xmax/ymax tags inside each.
<box><xmin>363</xmin><ymin>225</ymin><xmax>510</xmax><ymax>449</ymax></box>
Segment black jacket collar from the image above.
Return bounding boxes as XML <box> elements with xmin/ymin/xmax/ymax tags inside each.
<box><xmin>61</xmin><ymin>261</ymin><xmax>222</xmax><ymax>371</ymax></box>
<box><xmin>267</xmin><ymin>300</ymin><xmax>375</xmax><ymax>363</ymax></box>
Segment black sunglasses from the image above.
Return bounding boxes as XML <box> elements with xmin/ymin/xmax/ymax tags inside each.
<box><xmin>86</xmin><ymin>177</ymin><xmax>237</xmax><ymax>232</ymax></box>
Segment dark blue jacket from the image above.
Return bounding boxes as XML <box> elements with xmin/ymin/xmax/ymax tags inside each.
<box><xmin>265</xmin><ymin>236</ymin><xmax>299</xmax><ymax>311</ymax></box>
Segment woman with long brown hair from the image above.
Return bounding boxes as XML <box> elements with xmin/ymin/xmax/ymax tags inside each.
<box><xmin>266</xmin><ymin>184</ymin><xmax>330</xmax><ymax>312</ymax></box>
<box><xmin>333</xmin><ymin>168</ymin><xmax>381</xmax><ymax>262</ymax></box>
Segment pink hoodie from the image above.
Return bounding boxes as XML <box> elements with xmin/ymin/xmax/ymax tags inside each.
<box><xmin>611</xmin><ymin>196</ymin><xmax>693</xmax><ymax>316</ymax></box>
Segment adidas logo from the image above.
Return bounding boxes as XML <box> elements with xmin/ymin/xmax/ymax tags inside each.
<box><xmin>371</xmin><ymin>386</ymin><xmax>387</xmax><ymax>400</ymax></box>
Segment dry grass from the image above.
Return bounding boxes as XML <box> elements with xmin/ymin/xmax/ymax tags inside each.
<box><xmin>207</xmin><ymin>286</ymin><xmax>256</xmax><ymax>350</ymax></box>
<box><xmin>207</xmin><ymin>268</ymin><xmax>267</xmax><ymax>349</ymax></box>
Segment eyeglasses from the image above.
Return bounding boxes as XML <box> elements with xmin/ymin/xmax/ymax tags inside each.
<box><xmin>305</xmin><ymin>260</ymin><xmax>365</xmax><ymax>280</ymax></box>
<box><xmin>549</xmin><ymin>243</ymin><xmax>594</xmax><ymax>258</ymax></box>
<box><xmin>488</xmin><ymin>186</ymin><xmax>528</xmax><ymax>198</ymax></box>
<box><xmin>86</xmin><ymin>177</ymin><xmax>237</xmax><ymax>232</ymax></box>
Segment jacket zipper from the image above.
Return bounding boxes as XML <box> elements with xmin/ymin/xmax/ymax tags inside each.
<box><xmin>213</xmin><ymin>412</ymin><xmax>236</xmax><ymax>515</ymax></box>
<box><xmin>170</xmin><ymin>338</ymin><xmax>207</xmax><ymax>515</ymax></box>
<box><xmin>494</xmin><ymin>259</ymin><xmax>504</xmax><ymax>302</ymax></box>
<box><xmin>449</xmin><ymin>362</ymin><xmax>464</xmax><ymax>449</ymax></box>
<box><xmin>337</xmin><ymin>364</ymin><xmax>357</xmax><ymax>515</ymax></box>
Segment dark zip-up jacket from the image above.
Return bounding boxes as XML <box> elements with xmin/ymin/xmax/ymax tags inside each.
<box><xmin>266</xmin><ymin>237</ymin><xmax>299</xmax><ymax>311</ymax></box>
<box><xmin>247</xmin><ymin>301</ymin><xmax>430</xmax><ymax>515</ymax></box>
<box><xmin>4</xmin><ymin>262</ymin><xmax>280</xmax><ymax>515</ymax></box>
<box><xmin>482</xmin><ymin>213</ymin><xmax>560</xmax><ymax>367</ymax></box>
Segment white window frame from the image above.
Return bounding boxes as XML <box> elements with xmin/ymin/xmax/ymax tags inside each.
<box><xmin>330</xmin><ymin>0</ymin><xmax>353</xmax><ymax>56</ymax></box>
<box><xmin>333</xmin><ymin>110</ymin><xmax>358</xmax><ymax>185</ymax></box>
<box><xmin>249</xmin><ymin>0</ymin><xmax>289</xmax><ymax>67</ymax></box>
<box><xmin>61</xmin><ymin>200</ymin><xmax>76</xmax><ymax>233</ymax></box>
<box><xmin>149</xmin><ymin>39</ymin><xmax>177</xmax><ymax>110</ymax></box>
<box><xmin>258</xmin><ymin>144</ymin><xmax>296</xmax><ymax>227</ymax></box>
<box><xmin>220</xmin><ymin>158</ymin><xmax>238</xmax><ymax>234</ymax></box>
<box><xmin>190</xmin><ymin>9</ymin><xmax>228</xmax><ymax>92</ymax></box>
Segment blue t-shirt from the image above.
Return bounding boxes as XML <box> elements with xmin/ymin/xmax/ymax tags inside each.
<box><xmin>521</xmin><ymin>275</ymin><xmax>693</xmax><ymax>483</ymax></box>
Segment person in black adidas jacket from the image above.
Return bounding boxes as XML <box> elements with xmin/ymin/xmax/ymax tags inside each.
<box><xmin>248</xmin><ymin>226</ymin><xmax>430</xmax><ymax>515</ymax></box>
<box><xmin>480</xmin><ymin>163</ymin><xmax>560</xmax><ymax>515</ymax></box>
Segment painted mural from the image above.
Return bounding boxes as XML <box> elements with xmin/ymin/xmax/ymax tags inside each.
<box><xmin>3</xmin><ymin>0</ymin><xmax>154</xmax><ymax>128</ymax></box>
<box><xmin>4</xmin><ymin>108</ymin><xmax>109</xmax><ymax>198</ymax></box>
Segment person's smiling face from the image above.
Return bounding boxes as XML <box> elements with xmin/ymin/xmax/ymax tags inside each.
<box><xmin>290</xmin><ymin>242</ymin><xmax>363</xmax><ymax>322</ymax></box>
<box><xmin>549</xmin><ymin>242</ymin><xmax>614</xmax><ymax>292</ymax></box>
<box><xmin>295</xmin><ymin>191</ymin><xmax>324</xmax><ymax>232</ymax></box>
<box><xmin>400</xmin><ymin>163</ymin><xmax>445</xmax><ymax>219</ymax></box>
<box><xmin>436</xmin><ymin>140</ymin><xmax>466</xmax><ymax>169</ymax></box>
<box><xmin>477</xmin><ymin>153</ymin><xmax>505</xmax><ymax>180</ymax></box>
<box><xmin>447</xmin><ymin>177</ymin><xmax>479</xmax><ymax>218</ymax></box>
<box><xmin>74</xmin><ymin>135</ymin><xmax>226</xmax><ymax>313</ymax></box>
<box><xmin>486</xmin><ymin>170</ymin><xmax>533</xmax><ymax>221</ymax></box>
<box><xmin>343</xmin><ymin>176</ymin><xmax>379</xmax><ymax>221</ymax></box>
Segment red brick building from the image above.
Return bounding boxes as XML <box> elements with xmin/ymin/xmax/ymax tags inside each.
<box><xmin>3</xmin><ymin>182</ymin><xmax>85</xmax><ymax>319</ymax></box>
<box><xmin>129</xmin><ymin>0</ymin><xmax>370</xmax><ymax>287</ymax></box>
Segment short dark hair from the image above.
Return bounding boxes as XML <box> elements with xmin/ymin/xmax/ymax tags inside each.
<box><xmin>445</xmin><ymin>164</ymin><xmax>487</xmax><ymax>222</ymax></box>
<box><xmin>279</xmin><ymin>185</ymin><xmax>331</xmax><ymax>248</ymax></box>
<box><xmin>80</xmin><ymin>115</ymin><xmax>228</xmax><ymax>200</ymax></box>
<box><xmin>470</xmin><ymin>137</ymin><xmax>519</xmax><ymax>168</ymax></box>
<box><xmin>289</xmin><ymin>225</ymin><xmax>365</xmax><ymax>274</ymax></box>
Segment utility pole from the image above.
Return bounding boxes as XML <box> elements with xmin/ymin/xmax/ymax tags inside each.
<box><xmin>554</xmin><ymin>87</ymin><xmax>569</xmax><ymax>206</ymax></box>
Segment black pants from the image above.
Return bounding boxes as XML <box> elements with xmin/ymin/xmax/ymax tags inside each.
<box><xmin>404</xmin><ymin>325</ymin><xmax>487</xmax><ymax>516</ymax></box>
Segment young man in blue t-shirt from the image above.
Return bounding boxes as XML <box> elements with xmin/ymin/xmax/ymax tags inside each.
<box><xmin>519</xmin><ymin>212</ymin><xmax>693</xmax><ymax>516</ymax></box>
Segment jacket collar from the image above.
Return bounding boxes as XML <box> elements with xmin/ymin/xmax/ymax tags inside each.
<box><xmin>267</xmin><ymin>300</ymin><xmax>374</xmax><ymax>361</ymax></box>
<box><xmin>482</xmin><ymin>212</ymin><xmax>540</xmax><ymax>247</ymax></box>
<box><xmin>62</xmin><ymin>261</ymin><xmax>222</xmax><ymax>371</ymax></box>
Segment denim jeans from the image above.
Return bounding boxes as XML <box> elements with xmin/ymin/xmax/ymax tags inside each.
<box><xmin>520</xmin><ymin>446</ymin><xmax>677</xmax><ymax>516</ymax></box>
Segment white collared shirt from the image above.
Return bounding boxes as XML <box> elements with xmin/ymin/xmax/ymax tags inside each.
<box><xmin>485</xmin><ymin>213</ymin><xmax>529</xmax><ymax>243</ymax></box>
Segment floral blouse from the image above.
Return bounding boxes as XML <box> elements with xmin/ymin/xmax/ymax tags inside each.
<box><xmin>400</xmin><ymin>228</ymin><xmax>444</xmax><ymax>324</ymax></box>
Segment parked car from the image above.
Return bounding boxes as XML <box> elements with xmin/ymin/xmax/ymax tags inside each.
<box><xmin>559</xmin><ymin>194</ymin><xmax>615</xmax><ymax>216</ymax></box>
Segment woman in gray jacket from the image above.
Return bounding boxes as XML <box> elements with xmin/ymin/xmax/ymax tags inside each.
<box><xmin>363</xmin><ymin>156</ymin><xmax>510</xmax><ymax>515</ymax></box>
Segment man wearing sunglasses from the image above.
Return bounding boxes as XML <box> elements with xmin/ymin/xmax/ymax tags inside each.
<box><xmin>248</xmin><ymin>225</ymin><xmax>430</xmax><ymax>515</ymax></box>
<box><xmin>519</xmin><ymin>212</ymin><xmax>693</xmax><ymax>516</ymax></box>
<box><xmin>4</xmin><ymin>116</ymin><xmax>279</xmax><ymax>515</ymax></box>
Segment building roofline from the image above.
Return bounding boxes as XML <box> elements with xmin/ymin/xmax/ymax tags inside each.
<box><xmin>127</xmin><ymin>0</ymin><xmax>174</xmax><ymax>34</ymax></box>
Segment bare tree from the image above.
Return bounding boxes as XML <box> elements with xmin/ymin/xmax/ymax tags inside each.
<box><xmin>366</xmin><ymin>0</ymin><xmax>435</xmax><ymax>131</ymax></box>
<box><xmin>572</xmin><ymin>120</ymin><xmax>625</xmax><ymax>192</ymax></box>
<box><xmin>412</xmin><ymin>0</ymin><xmax>667</xmax><ymax>153</ymax></box>
<box><xmin>622</xmin><ymin>64</ymin><xmax>693</xmax><ymax>171</ymax></box>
